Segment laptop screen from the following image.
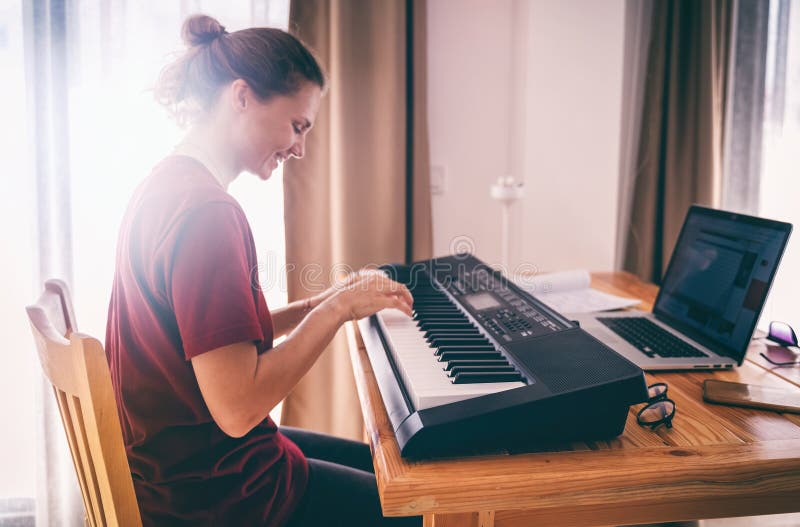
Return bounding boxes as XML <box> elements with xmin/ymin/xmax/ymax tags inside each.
<box><xmin>653</xmin><ymin>206</ymin><xmax>792</xmax><ymax>361</ymax></box>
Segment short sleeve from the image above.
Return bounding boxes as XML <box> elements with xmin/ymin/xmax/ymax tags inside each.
<box><xmin>169</xmin><ymin>202</ymin><xmax>264</xmax><ymax>360</ymax></box>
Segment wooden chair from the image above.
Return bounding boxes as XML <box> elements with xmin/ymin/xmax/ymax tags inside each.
<box><xmin>26</xmin><ymin>279</ymin><xmax>142</xmax><ymax>527</ymax></box>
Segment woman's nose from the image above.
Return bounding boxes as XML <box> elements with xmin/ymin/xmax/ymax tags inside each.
<box><xmin>290</xmin><ymin>135</ymin><xmax>306</xmax><ymax>159</ymax></box>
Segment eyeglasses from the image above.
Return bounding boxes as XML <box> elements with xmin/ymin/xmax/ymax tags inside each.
<box><xmin>760</xmin><ymin>321</ymin><xmax>800</xmax><ymax>367</ymax></box>
<box><xmin>636</xmin><ymin>383</ymin><xmax>676</xmax><ymax>430</ymax></box>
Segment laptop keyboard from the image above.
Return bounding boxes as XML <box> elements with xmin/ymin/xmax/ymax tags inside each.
<box><xmin>598</xmin><ymin>317</ymin><xmax>709</xmax><ymax>358</ymax></box>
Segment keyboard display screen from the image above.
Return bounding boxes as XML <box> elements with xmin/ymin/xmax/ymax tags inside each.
<box><xmin>463</xmin><ymin>292</ymin><xmax>501</xmax><ymax>311</ymax></box>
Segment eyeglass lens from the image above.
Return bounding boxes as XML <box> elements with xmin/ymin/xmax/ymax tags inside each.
<box><xmin>763</xmin><ymin>322</ymin><xmax>800</xmax><ymax>366</ymax></box>
<box><xmin>768</xmin><ymin>321</ymin><xmax>798</xmax><ymax>347</ymax></box>
<box><xmin>761</xmin><ymin>346</ymin><xmax>800</xmax><ymax>366</ymax></box>
<box><xmin>647</xmin><ymin>383</ymin><xmax>668</xmax><ymax>401</ymax></box>
<box><xmin>637</xmin><ymin>383</ymin><xmax>675</xmax><ymax>429</ymax></box>
<box><xmin>637</xmin><ymin>400</ymin><xmax>675</xmax><ymax>428</ymax></box>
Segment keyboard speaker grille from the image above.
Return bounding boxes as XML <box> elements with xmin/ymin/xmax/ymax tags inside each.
<box><xmin>512</xmin><ymin>329</ymin><xmax>640</xmax><ymax>394</ymax></box>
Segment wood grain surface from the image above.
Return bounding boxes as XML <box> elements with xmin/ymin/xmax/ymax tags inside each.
<box><xmin>345</xmin><ymin>271</ymin><xmax>800</xmax><ymax>527</ymax></box>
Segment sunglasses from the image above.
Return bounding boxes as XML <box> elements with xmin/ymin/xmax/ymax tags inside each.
<box><xmin>761</xmin><ymin>321</ymin><xmax>800</xmax><ymax>366</ymax></box>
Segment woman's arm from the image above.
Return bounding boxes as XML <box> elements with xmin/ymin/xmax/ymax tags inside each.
<box><xmin>269</xmin><ymin>295</ymin><xmax>322</xmax><ymax>339</ymax></box>
<box><xmin>270</xmin><ymin>270</ymin><xmax>385</xmax><ymax>338</ymax></box>
<box><xmin>191</xmin><ymin>273</ymin><xmax>413</xmax><ymax>438</ymax></box>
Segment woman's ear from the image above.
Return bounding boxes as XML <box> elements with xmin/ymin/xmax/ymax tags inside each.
<box><xmin>229</xmin><ymin>79</ymin><xmax>249</xmax><ymax>112</ymax></box>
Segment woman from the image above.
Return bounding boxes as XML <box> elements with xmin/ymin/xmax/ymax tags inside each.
<box><xmin>105</xmin><ymin>14</ymin><xmax>420</xmax><ymax>527</ymax></box>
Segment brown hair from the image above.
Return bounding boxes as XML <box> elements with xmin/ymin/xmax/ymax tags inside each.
<box><xmin>155</xmin><ymin>14</ymin><xmax>326</xmax><ymax>123</ymax></box>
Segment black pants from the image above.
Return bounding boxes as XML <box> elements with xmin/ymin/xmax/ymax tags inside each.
<box><xmin>280</xmin><ymin>426</ymin><xmax>422</xmax><ymax>527</ymax></box>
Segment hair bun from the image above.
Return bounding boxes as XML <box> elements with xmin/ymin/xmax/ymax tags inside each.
<box><xmin>181</xmin><ymin>14</ymin><xmax>226</xmax><ymax>47</ymax></box>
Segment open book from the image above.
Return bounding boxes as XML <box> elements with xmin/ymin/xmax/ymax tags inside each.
<box><xmin>511</xmin><ymin>270</ymin><xmax>641</xmax><ymax>314</ymax></box>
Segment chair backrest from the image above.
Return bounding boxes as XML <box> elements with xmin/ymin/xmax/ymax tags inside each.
<box><xmin>26</xmin><ymin>279</ymin><xmax>142</xmax><ymax>527</ymax></box>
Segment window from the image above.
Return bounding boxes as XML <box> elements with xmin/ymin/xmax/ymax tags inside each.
<box><xmin>723</xmin><ymin>0</ymin><xmax>799</xmax><ymax>327</ymax></box>
<box><xmin>68</xmin><ymin>0</ymin><xmax>291</xmax><ymax>338</ymax></box>
<box><xmin>0</xmin><ymin>0</ymin><xmax>38</xmax><ymax>505</ymax></box>
<box><xmin>758</xmin><ymin>2</ymin><xmax>800</xmax><ymax>326</ymax></box>
<box><xmin>1</xmin><ymin>0</ymin><xmax>290</xmax><ymax>517</ymax></box>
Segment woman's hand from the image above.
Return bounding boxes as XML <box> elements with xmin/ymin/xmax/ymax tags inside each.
<box><xmin>326</xmin><ymin>271</ymin><xmax>414</xmax><ymax>322</ymax></box>
<box><xmin>310</xmin><ymin>268</ymin><xmax>393</xmax><ymax>309</ymax></box>
<box><xmin>272</xmin><ymin>269</ymin><xmax>407</xmax><ymax>338</ymax></box>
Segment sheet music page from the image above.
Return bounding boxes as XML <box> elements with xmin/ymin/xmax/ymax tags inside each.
<box><xmin>512</xmin><ymin>270</ymin><xmax>641</xmax><ymax>314</ymax></box>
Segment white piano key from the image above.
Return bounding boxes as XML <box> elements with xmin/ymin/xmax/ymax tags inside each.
<box><xmin>374</xmin><ymin>308</ymin><xmax>525</xmax><ymax>410</ymax></box>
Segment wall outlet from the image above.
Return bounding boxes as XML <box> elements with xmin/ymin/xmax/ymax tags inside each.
<box><xmin>430</xmin><ymin>165</ymin><xmax>446</xmax><ymax>195</ymax></box>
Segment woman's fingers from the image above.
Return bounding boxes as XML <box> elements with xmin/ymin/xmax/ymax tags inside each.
<box><xmin>384</xmin><ymin>291</ymin><xmax>412</xmax><ymax>317</ymax></box>
<box><xmin>374</xmin><ymin>276</ymin><xmax>414</xmax><ymax>316</ymax></box>
<box><xmin>335</xmin><ymin>271</ymin><xmax>415</xmax><ymax>319</ymax></box>
<box><xmin>376</xmin><ymin>274</ymin><xmax>413</xmax><ymax>302</ymax></box>
<box><xmin>398</xmin><ymin>283</ymin><xmax>414</xmax><ymax>307</ymax></box>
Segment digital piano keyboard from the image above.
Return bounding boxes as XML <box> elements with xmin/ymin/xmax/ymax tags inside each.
<box><xmin>357</xmin><ymin>253</ymin><xmax>649</xmax><ymax>459</ymax></box>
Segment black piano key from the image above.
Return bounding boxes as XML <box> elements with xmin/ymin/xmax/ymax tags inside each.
<box><xmin>438</xmin><ymin>351</ymin><xmax>503</xmax><ymax>361</ymax></box>
<box><xmin>415</xmin><ymin>307</ymin><xmax>455</xmax><ymax>313</ymax></box>
<box><xmin>434</xmin><ymin>345</ymin><xmax>496</xmax><ymax>355</ymax></box>
<box><xmin>419</xmin><ymin>323</ymin><xmax>472</xmax><ymax>331</ymax></box>
<box><xmin>417</xmin><ymin>317</ymin><xmax>474</xmax><ymax>329</ymax></box>
<box><xmin>420</xmin><ymin>325</ymin><xmax>473</xmax><ymax>333</ymax></box>
<box><xmin>428</xmin><ymin>337</ymin><xmax>484</xmax><ymax>346</ymax></box>
<box><xmin>430</xmin><ymin>337</ymin><xmax>491</xmax><ymax>347</ymax></box>
<box><xmin>431</xmin><ymin>334</ymin><xmax>488</xmax><ymax>342</ymax></box>
<box><xmin>419</xmin><ymin>324</ymin><xmax>480</xmax><ymax>333</ymax></box>
<box><xmin>422</xmin><ymin>329</ymin><xmax>483</xmax><ymax>340</ymax></box>
<box><xmin>447</xmin><ymin>366</ymin><xmax>516</xmax><ymax>377</ymax></box>
<box><xmin>425</xmin><ymin>329</ymin><xmax>482</xmax><ymax>340</ymax></box>
<box><xmin>414</xmin><ymin>312</ymin><xmax>463</xmax><ymax>320</ymax></box>
<box><xmin>451</xmin><ymin>372</ymin><xmax>523</xmax><ymax>384</ymax></box>
<box><xmin>427</xmin><ymin>335</ymin><xmax>483</xmax><ymax>344</ymax></box>
<box><xmin>418</xmin><ymin>322</ymin><xmax>474</xmax><ymax>330</ymax></box>
<box><xmin>415</xmin><ymin>299</ymin><xmax>451</xmax><ymax>302</ymax></box>
<box><xmin>443</xmin><ymin>360</ymin><xmax>509</xmax><ymax>371</ymax></box>
<box><xmin>416</xmin><ymin>317</ymin><xmax>466</xmax><ymax>325</ymax></box>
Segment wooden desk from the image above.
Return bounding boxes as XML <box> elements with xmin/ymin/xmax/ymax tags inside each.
<box><xmin>345</xmin><ymin>271</ymin><xmax>800</xmax><ymax>527</ymax></box>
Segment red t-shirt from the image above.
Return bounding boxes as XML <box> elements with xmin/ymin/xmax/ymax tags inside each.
<box><xmin>105</xmin><ymin>156</ymin><xmax>307</xmax><ymax>526</ymax></box>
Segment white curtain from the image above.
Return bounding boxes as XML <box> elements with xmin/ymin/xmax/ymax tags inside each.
<box><xmin>756</xmin><ymin>1</ymin><xmax>800</xmax><ymax>330</ymax></box>
<box><xmin>9</xmin><ymin>1</ymin><xmax>289</xmax><ymax>525</ymax></box>
<box><xmin>722</xmin><ymin>0</ymin><xmax>800</xmax><ymax>328</ymax></box>
<box><xmin>23</xmin><ymin>1</ymin><xmax>84</xmax><ymax>524</ymax></box>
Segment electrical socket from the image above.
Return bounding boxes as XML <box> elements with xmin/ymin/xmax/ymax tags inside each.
<box><xmin>431</xmin><ymin>165</ymin><xmax>446</xmax><ymax>195</ymax></box>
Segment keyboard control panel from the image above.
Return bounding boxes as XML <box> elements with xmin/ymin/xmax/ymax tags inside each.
<box><xmin>432</xmin><ymin>262</ymin><xmax>568</xmax><ymax>343</ymax></box>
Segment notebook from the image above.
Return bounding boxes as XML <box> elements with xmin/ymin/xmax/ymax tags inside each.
<box><xmin>571</xmin><ymin>205</ymin><xmax>792</xmax><ymax>371</ymax></box>
<box><xmin>512</xmin><ymin>269</ymin><xmax>641</xmax><ymax>313</ymax></box>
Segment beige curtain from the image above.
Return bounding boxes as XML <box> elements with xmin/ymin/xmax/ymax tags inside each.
<box><xmin>621</xmin><ymin>0</ymin><xmax>732</xmax><ymax>283</ymax></box>
<box><xmin>281</xmin><ymin>0</ymin><xmax>432</xmax><ymax>440</ymax></box>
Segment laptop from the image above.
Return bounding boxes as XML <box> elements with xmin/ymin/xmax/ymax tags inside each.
<box><xmin>571</xmin><ymin>205</ymin><xmax>792</xmax><ymax>371</ymax></box>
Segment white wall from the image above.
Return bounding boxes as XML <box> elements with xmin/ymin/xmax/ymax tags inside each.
<box><xmin>427</xmin><ymin>0</ymin><xmax>626</xmax><ymax>274</ymax></box>
<box><xmin>427</xmin><ymin>0</ymin><xmax>515</xmax><ymax>262</ymax></box>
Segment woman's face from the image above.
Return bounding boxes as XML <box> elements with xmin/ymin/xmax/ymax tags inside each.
<box><xmin>233</xmin><ymin>81</ymin><xmax>322</xmax><ymax>180</ymax></box>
